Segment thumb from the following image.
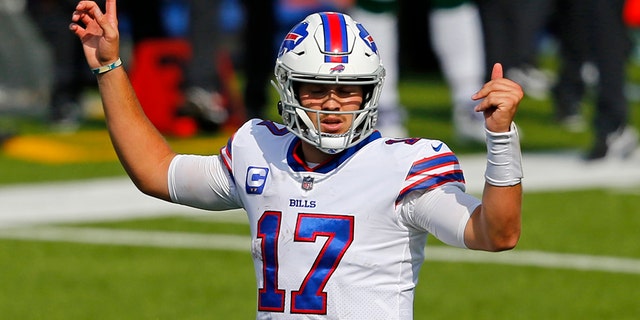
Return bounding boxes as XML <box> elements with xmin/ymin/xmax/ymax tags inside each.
<box><xmin>491</xmin><ymin>63</ymin><xmax>504</xmax><ymax>80</ymax></box>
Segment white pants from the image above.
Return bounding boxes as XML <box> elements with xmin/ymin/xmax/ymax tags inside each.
<box><xmin>430</xmin><ymin>3</ymin><xmax>485</xmax><ymax>115</ymax></box>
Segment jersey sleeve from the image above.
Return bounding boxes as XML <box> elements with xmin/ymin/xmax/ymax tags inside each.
<box><xmin>396</xmin><ymin>140</ymin><xmax>466</xmax><ymax>203</ymax></box>
<box><xmin>168</xmin><ymin>154</ymin><xmax>242</xmax><ymax>211</ymax></box>
<box><xmin>396</xmin><ymin>140</ymin><xmax>479</xmax><ymax>248</ymax></box>
<box><xmin>399</xmin><ymin>184</ymin><xmax>480</xmax><ymax>248</ymax></box>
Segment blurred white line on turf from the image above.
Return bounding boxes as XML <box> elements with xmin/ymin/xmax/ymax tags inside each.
<box><xmin>1</xmin><ymin>226</ymin><xmax>640</xmax><ymax>275</ymax></box>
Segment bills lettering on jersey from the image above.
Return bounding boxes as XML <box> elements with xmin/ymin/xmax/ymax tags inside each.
<box><xmin>246</xmin><ymin>166</ymin><xmax>269</xmax><ymax>194</ymax></box>
<box><xmin>289</xmin><ymin>199</ymin><xmax>317</xmax><ymax>208</ymax></box>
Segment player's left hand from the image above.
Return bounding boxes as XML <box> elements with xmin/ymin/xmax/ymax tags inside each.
<box><xmin>472</xmin><ymin>63</ymin><xmax>524</xmax><ymax>133</ymax></box>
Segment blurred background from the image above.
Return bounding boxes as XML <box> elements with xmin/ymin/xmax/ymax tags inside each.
<box><xmin>1</xmin><ymin>0</ymin><xmax>639</xmax><ymax>158</ymax></box>
<box><xmin>1</xmin><ymin>1</ymin><xmax>640</xmax><ymax>319</ymax></box>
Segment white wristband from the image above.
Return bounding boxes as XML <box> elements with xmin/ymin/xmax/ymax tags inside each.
<box><xmin>484</xmin><ymin>122</ymin><xmax>523</xmax><ymax>186</ymax></box>
<box><xmin>91</xmin><ymin>58</ymin><xmax>123</xmax><ymax>75</ymax></box>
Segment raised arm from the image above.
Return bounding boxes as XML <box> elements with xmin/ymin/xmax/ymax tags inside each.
<box><xmin>69</xmin><ymin>0</ymin><xmax>174</xmax><ymax>201</ymax></box>
<box><xmin>465</xmin><ymin>63</ymin><xmax>524</xmax><ymax>251</ymax></box>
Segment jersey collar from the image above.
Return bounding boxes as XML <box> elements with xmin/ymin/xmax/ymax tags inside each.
<box><xmin>287</xmin><ymin>131</ymin><xmax>382</xmax><ymax>173</ymax></box>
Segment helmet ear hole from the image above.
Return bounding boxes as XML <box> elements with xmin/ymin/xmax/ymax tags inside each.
<box><xmin>362</xmin><ymin>84</ymin><xmax>375</xmax><ymax>106</ymax></box>
<box><xmin>292</xmin><ymin>82</ymin><xmax>301</xmax><ymax>104</ymax></box>
<box><xmin>277</xmin><ymin>101</ymin><xmax>284</xmax><ymax>116</ymax></box>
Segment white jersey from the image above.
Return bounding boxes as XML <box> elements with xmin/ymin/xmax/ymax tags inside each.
<box><xmin>169</xmin><ymin>119</ymin><xmax>479</xmax><ymax>319</ymax></box>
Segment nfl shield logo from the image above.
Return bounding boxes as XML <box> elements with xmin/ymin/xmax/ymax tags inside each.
<box><xmin>301</xmin><ymin>176</ymin><xmax>314</xmax><ymax>191</ymax></box>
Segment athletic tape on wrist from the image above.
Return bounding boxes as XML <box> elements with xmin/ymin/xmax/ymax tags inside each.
<box><xmin>91</xmin><ymin>58</ymin><xmax>122</xmax><ymax>75</ymax></box>
<box><xmin>484</xmin><ymin>122</ymin><xmax>523</xmax><ymax>186</ymax></box>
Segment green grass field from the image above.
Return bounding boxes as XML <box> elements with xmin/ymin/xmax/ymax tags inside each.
<box><xmin>1</xmin><ymin>65</ymin><xmax>640</xmax><ymax>319</ymax></box>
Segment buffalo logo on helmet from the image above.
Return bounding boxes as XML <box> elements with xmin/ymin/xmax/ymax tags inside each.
<box><xmin>356</xmin><ymin>24</ymin><xmax>378</xmax><ymax>54</ymax></box>
<box><xmin>278</xmin><ymin>22</ymin><xmax>310</xmax><ymax>57</ymax></box>
<box><xmin>330</xmin><ymin>64</ymin><xmax>346</xmax><ymax>73</ymax></box>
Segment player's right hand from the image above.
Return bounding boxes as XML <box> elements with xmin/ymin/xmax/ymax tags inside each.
<box><xmin>69</xmin><ymin>0</ymin><xmax>120</xmax><ymax>70</ymax></box>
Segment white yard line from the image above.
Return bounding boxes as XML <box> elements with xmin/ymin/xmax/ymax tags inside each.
<box><xmin>0</xmin><ymin>226</ymin><xmax>250</xmax><ymax>251</ymax></box>
<box><xmin>459</xmin><ymin>150</ymin><xmax>640</xmax><ymax>193</ymax></box>
<box><xmin>1</xmin><ymin>226</ymin><xmax>640</xmax><ymax>275</ymax></box>
<box><xmin>0</xmin><ymin>177</ymin><xmax>208</xmax><ymax>228</ymax></box>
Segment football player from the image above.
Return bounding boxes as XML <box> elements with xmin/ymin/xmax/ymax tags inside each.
<box><xmin>70</xmin><ymin>1</ymin><xmax>523</xmax><ymax>318</ymax></box>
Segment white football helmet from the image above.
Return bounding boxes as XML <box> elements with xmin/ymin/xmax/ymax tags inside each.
<box><xmin>272</xmin><ymin>12</ymin><xmax>386</xmax><ymax>154</ymax></box>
